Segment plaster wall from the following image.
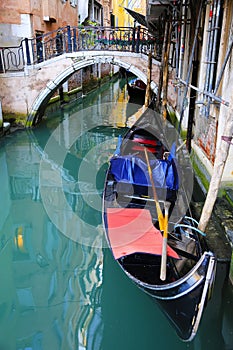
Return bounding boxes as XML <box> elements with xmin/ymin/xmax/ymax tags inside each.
<box><xmin>0</xmin><ymin>0</ymin><xmax>78</xmax><ymax>46</ymax></box>
<box><xmin>192</xmin><ymin>0</ymin><xmax>233</xmax><ymax>185</ymax></box>
<box><xmin>0</xmin><ymin>56</ymin><xmax>73</xmax><ymax>117</ymax></box>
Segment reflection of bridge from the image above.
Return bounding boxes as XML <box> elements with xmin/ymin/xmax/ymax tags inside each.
<box><xmin>0</xmin><ymin>26</ymin><xmax>165</xmax><ymax>126</ymax></box>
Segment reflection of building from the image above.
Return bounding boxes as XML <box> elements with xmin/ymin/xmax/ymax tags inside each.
<box><xmin>0</xmin><ymin>70</ymin><xmax>140</xmax><ymax>350</ymax></box>
<box><xmin>0</xmin><ymin>128</ymin><xmax>104</xmax><ymax>349</ymax></box>
<box><xmin>0</xmin><ymin>151</ymin><xmax>11</xmax><ymax>231</ymax></box>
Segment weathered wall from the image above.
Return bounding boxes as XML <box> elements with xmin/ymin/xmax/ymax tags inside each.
<box><xmin>0</xmin><ymin>0</ymin><xmax>78</xmax><ymax>46</ymax></box>
<box><xmin>0</xmin><ymin>56</ymin><xmax>74</xmax><ymax>118</ymax></box>
<box><xmin>192</xmin><ymin>0</ymin><xmax>233</xmax><ymax>185</ymax></box>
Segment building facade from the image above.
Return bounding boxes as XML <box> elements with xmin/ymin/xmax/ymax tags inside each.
<box><xmin>78</xmin><ymin>0</ymin><xmax>112</xmax><ymax>26</ymax></box>
<box><xmin>112</xmin><ymin>0</ymin><xmax>146</xmax><ymax>28</ymax></box>
<box><xmin>146</xmin><ymin>0</ymin><xmax>233</xmax><ymax>188</ymax></box>
<box><xmin>0</xmin><ymin>0</ymin><xmax>79</xmax><ymax>46</ymax></box>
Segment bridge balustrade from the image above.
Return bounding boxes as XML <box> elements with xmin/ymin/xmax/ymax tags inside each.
<box><xmin>0</xmin><ymin>25</ymin><xmax>159</xmax><ymax>73</ymax></box>
<box><xmin>0</xmin><ymin>44</ymin><xmax>25</xmax><ymax>72</ymax></box>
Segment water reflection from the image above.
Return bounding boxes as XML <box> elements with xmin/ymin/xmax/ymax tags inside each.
<box><xmin>0</xmin><ymin>139</ymin><xmax>105</xmax><ymax>349</ymax></box>
<box><xmin>0</xmin><ymin>78</ymin><xmax>134</xmax><ymax>349</ymax></box>
<box><xmin>1</xmin><ymin>77</ymin><xmax>232</xmax><ymax>350</ymax></box>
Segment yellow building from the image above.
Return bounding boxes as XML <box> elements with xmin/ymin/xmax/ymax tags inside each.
<box><xmin>112</xmin><ymin>0</ymin><xmax>146</xmax><ymax>28</ymax></box>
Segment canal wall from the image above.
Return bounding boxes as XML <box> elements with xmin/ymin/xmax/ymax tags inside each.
<box><xmin>168</xmin><ymin>108</ymin><xmax>233</xmax><ymax>284</ymax></box>
<box><xmin>191</xmin><ymin>171</ymin><xmax>233</xmax><ymax>284</ymax></box>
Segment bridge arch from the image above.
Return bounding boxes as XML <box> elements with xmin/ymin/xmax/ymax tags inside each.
<box><xmin>26</xmin><ymin>52</ymin><xmax>158</xmax><ymax>127</ymax></box>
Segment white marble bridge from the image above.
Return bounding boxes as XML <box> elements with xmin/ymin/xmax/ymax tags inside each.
<box><xmin>1</xmin><ymin>50</ymin><xmax>162</xmax><ymax>126</ymax></box>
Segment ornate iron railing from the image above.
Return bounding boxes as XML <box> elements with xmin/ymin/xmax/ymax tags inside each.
<box><xmin>0</xmin><ymin>25</ymin><xmax>159</xmax><ymax>73</ymax></box>
<box><xmin>0</xmin><ymin>44</ymin><xmax>25</xmax><ymax>72</ymax></box>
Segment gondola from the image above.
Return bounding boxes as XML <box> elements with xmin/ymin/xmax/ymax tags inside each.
<box><xmin>127</xmin><ymin>78</ymin><xmax>146</xmax><ymax>102</ymax></box>
<box><xmin>102</xmin><ymin>107</ymin><xmax>216</xmax><ymax>341</ymax></box>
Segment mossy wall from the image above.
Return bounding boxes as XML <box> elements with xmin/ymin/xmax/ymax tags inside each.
<box><xmin>3</xmin><ymin>112</ymin><xmax>27</xmax><ymax>127</ymax></box>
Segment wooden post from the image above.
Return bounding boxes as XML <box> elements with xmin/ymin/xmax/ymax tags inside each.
<box><xmin>162</xmin><ymin>22</ymin><xmax>172</xmax><ymax>120</ymax></box>
<box><xmin>145</xmin><ymin>51</ymin><xmax>152</xmax><ymax>107</ymax></box>
<box><xmin>156</xmin><ymin>21</ymin><xmax>168</xmax><ymax>111</ymax></box>
<box><xmin>59</xmin><ymin>86</ymin><xmax>64</xmax><ymax>104</ymax></box>
<box><xmin>198</xmin><ymin>93</ymin><xmax>233</xmax><ymax>232</ymax></box>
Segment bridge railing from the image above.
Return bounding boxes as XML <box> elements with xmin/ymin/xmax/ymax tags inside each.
<box><xmin>0</xmin><ymin>43</ymin><xmax>25</xmax><ymax>72</ymax></box>
<box><xmin>0</xmin><ymin>25</ymin><xmax>159</xmax><ymax>73</ymax></box>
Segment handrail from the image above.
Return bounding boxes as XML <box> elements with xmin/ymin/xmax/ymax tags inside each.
<box><xmin>0</xmin><ymin>25</ymin><xmax>159</xmax><ymax>73</ymax></box>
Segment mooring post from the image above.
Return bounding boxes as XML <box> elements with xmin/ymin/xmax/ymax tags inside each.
<box><xmin>145</xmin><ymin>51</ymin><xmax>152</xmax><ymax>107</ymax></box>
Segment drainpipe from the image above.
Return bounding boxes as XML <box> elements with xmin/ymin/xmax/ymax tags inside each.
<box><xmin>203</xmin><ymin>1</ymin><xmax>213</xmax><ymax>93</ymax></box>
<box><xmin>174</xmin><ymin>3</ymin><xmax>180</xmax><ymax>77</ymax></box>
<box><xmin>178</xmin><ymin>1</ymin><xmax>203</xmax><ymax>134</ymax></box>
<box><xmin>206</xmin><ymin>0</ymin><xmax>221</xmax><ymax>116</ymax></box>
<box><xmin>178</xmin><ymin>0</ymin><xmax>187</xmax><ymax>80</ymax></box>
<box><xmin>214</xmin><ymin>36</ymin><xmax>233</xmax><ymax>95</ymax></box>
<box><xmin>203</xmin><ymin>0</ymin><xmax>216</xmax><ymax>117</ymax></box>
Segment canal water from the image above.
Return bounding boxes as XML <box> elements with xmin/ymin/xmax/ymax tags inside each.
<box><xmin>0</xmin><ymin>77</ymin><xmax>232</xmax><ymax>350</ymax></box>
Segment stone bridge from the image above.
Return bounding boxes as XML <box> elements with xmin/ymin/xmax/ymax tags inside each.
<box><xmin>1</xmin><ymin>50</ymin><xmax>163</xmax><ymax>127</ymax></box>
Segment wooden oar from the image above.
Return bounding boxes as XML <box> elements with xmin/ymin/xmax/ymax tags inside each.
<box><xmin>144</xmin><ymin>147</ymin><xmax>164</xmax><ymax>231</ymax></box>
<box><xmin>143</xmin><ymin>147</ymin><xmax>171</xmax><ymax>280</ymax></box>
<box><xmin>160</xmin><ymin>201</ymin><xmax>171</xmax><ymax>281</ymax></box>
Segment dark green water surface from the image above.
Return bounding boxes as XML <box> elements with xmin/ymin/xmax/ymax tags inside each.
<box><xmin>0</xmin><ymin>78</ymin><xmax>232</xmax><ymax>350</ymax></box>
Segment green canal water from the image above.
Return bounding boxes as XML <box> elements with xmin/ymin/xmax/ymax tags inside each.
<box><xmin>0</xmin><ymin>78</ymin><xmax>232</xmax><ymax>350</ymax></box>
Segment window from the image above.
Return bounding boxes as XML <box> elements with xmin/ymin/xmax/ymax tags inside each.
<box><xmin>70</xmin><ymin>0</ymin><xmax>77</xmax><ymax>7</ymax></box>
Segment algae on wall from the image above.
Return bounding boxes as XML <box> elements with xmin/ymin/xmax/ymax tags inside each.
<box><xmin>0</xmin><ymin>100</ymin><xmax>2</xmax><ymax>128</ymax></box>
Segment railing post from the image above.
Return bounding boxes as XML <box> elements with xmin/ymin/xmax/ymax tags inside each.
<box><xmin>0</xmin><ymin>49</ymin><xmax>5</xmax><ymax>73</ymax></box>
<box><xmin>132</xmin><ymin>27</ymin><xmax>136</xmax><ymax>52</ymax></box>
<box><xmin>73</xmin><ymin>27</ymin><xmax>77</xmax><ymax>52</ymax></box>
<box><xmin>67</xmin><ymin>26</ymin><xmax>72</xmax><ymax>52</ymax></box>
<box><xmin>23</xmin><ymin>38</ymin><xmax>31</xmax><ymax>65</ymax></box>
<box><xmin>136</xmin><ymin>25</ymin><xmax>141</xmax><ymax>53</ymax></box>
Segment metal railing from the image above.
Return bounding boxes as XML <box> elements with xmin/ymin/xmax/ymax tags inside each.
<box><xmin>0</xmin><ymin>44</ymin><xmax>25</xmax><ymax>72</ymax></box>
<box><xmin>0</xmin><ymin>25</ymin><xmax>159</xmax><ymax>73</ymax></box>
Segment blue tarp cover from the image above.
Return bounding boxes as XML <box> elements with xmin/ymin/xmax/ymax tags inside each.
<box><xmin>110</xmin><ymin>155</ymin><xmax>179</xmax><ymax>190</ymax></box>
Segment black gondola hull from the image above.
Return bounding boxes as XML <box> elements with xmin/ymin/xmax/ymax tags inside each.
<box><xmin>102</xmin><ymin>107</ymin><xmax>216</xmax><ymax>341</ymax></box>
<box><xmin>119</xmin><ymin>251</ymin><xmax>216</xmax><ymax>341</ymax></box>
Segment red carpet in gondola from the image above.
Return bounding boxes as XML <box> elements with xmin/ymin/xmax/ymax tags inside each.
<box><xmin>106</xmin><ymin>208</ymin><xmax>179</xmax><ymax>260</ymax></box>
